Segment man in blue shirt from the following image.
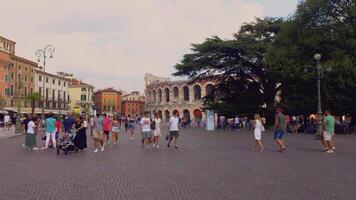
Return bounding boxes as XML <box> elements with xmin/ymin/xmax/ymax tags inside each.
<box><xmin>63</xmin><ymin>113</ymin><xmax>75</xmax><ymax>134</ymax></box>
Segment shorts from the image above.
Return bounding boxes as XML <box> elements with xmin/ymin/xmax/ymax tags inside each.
<box><xmin>103</xmin><ymin>130</ymin><xmax>110</xmax><ymax>135</ymax></box>
<box><xmin>274</xmin><ymin>130</ymin><xmax>285</xmax><ymax>139</ymax></box>
<box><xmin>112</xmin><ymin>126</ymin><xmax>120</xmax><ymax>132</ymax></box>
<box><xmin>323</xmin><ymin>131</ymin><xmax>334</xmax><ymax>141</ymax></box>
<box><xmin>128</xmin><ymin>123</ymin><xmax>135</xmax><ymax>129</ymax></box>
<box><xmin>93</xmin><ymin>129</ymin><xmax>104</xmax><ymax>140</ymax></box>
<box><xmin>153</xmin><ymin>130</ymin><xmax>161</xmax><ymax>137</ymax></box>
<box><xmin>142</xmin><ymin>131</ymin><xmax>151</xmax><ymax>139</ymax></box>
<box><xmin>169</xmin><ymin>131</ymin><xmax>179</xmax><ymax>138</ymax></box>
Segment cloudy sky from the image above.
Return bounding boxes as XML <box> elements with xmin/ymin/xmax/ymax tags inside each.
<box><xmin>1</xmin><ymin>0</ymin><xmax>300</xmax><ymax>92</ymax></box>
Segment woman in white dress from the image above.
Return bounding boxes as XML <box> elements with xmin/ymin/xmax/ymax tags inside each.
<box><xmin>253</xmin><ymin>114</ymin><xmax>264</xmax><ymax>152</ymax></box>
<box><xmin>152</xmin><ymin>114</ymin><xmax>162</xmax><ymax>148</ymax></box>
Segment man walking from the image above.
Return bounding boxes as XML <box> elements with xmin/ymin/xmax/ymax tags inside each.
<box><xmin>63</xmin><ymin>113</ymin><xmax>75</xmax><ymax>134</ymax></box>
<box><xmin>140</xmin><ymin>111</ymin><xmax>151</xmax><ymax>149</ymax></box>
<box><xmin>168</xmin><ymin>111</ymin><xmax>180</xmax><ymax>148</ymax></box>
<box><xmin>323</xmin><ymin>110</ymin><xmax>336</xmax><ymax>153</ymax></box>
<box><xmin>93</xmin><ymin>113</ymin><xmax>105</xmax><ymax>153</ymax></box>
<box><xmin>274</xmin><ymin>108</ymin><xmax>287</xmax><ymax>152</ymax></box>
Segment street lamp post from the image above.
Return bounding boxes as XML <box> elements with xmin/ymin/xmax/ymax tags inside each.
<box><xmin>14</xmin><ymin>76</ymin><xmax>23</xmax><ymax>133</ymax></box>
<box><xmin>36</xmin><ymin>45</ymin><xmax>55</xmax><ymax>120</ymax></box>
<box><xmin>305</xmin><ymin>54</ymin><xmax>331</xmax><ymax>137</ymax></box>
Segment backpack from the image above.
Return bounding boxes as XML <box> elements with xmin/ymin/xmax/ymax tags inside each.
<box><xmin>150</xmin><ymin>120</ymin><xmax>156</xmax><ymax>130</ymax></box>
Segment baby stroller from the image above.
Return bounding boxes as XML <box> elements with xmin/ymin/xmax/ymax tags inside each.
<box><xmin>57</xmin><ymin>129</ymin><xmax>79</xmax><ymax>155</ymax></box>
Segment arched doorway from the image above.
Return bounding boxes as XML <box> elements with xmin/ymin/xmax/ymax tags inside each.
<box><xmin>158</xmin><ymin>89</ymin><xmax>162</xmax><ymax>102</ymax></box>
<box><xmin>194</xmin><ymin>109</ymin><xmax>203</xmax><ymax>121</ymax></box>
<box><xmin>205</xmin><ymin>84</ymin><xmax>214</xmax><ymax>101</ymax></box>
<box><xmin>183</xmin><ymin>109</ymin><xmax>190</xmax><ymax>119</ymax></box>
<box><xmin>164</xmin><ymin>110</ymin><xmax>170</xmax><ymax>121</ymax></box>
<box><xmin>152</xmin><ymin>90</ymin><xmax>157</xmax><ymax>102</ymax></box>
<box><xmin>193</xmin><ymin>85</ymin><xmax>201</xmax><ymax>100</ymax></box>
<box><xmin>164</xmin><ymin>87</ymin><xmax>170</xmax><ymax>102</ymax></box>
<box><xmin>183</xmin><ymin>86</ymin><xmax>189</xmax><ymax>101</ymax></box>
<box><xmin>173</xmin><ymin>86</ymin><xmax>179</xmax><ymax>100</ymax></box>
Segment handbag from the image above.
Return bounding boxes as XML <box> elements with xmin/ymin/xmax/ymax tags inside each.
<box><xmin>165</xmin><ymin>134</ymin><xmax>170</xmax><ymax>141</ymax></box>
<box><xmin>261</xmin><ymin>124</ymin><xmax>266</xmax><ymax>132</ymax></box>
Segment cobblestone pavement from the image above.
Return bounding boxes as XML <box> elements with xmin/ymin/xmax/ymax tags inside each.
<box><xmin>0</xmin><ymin>128</ymin><xmax>355</xmax><ymax>200</ymax></box>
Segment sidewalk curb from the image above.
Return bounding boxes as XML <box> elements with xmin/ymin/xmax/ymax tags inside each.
<box><xmin>0</xmin><ymin>133</ymin><xmax>25</xmax><ymax>141</ymax></box>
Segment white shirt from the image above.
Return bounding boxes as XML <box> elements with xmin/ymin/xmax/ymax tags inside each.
<box><xmin>234</xmin><ymin>117</ymin><xmax>240</xmax><ymax>124</ymax></box>
<box><xmin>154</xmin><ymin>118</ymin><xmax>161</xmax><ymax>131</ymax></box>
<box><xmin>140</xmin><ymin>117</ymin><xmax>151</xmax><ymax>132</ymax></box>
<box><xmin>169</xmin><ymin>116</ymin><xmax>179</xmax><ymax>131</ymax></box>
<box><xmin>27</xmin><ymin>121</ymin><xmax>36</xmax><ymax>134</ymax></box>
<box><xmin>4</xmin><ymin>115</ymin><xmax>10</xmax><ymax>123</ymax></box>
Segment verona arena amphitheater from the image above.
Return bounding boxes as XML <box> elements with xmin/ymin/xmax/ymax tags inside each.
<box><xmin>144</xmin><ymin>73</ymin><xmax>215</xmax><ymax>122</ymax></box>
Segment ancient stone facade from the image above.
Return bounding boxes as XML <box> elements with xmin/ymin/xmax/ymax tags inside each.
<box><xmin>144</xmin><ymin>73</ymin><xmax>215</xmax><ymax>122</ymax></box>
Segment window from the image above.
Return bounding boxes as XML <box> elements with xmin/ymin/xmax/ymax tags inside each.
<box><xmin>52</xmin><ymin>89</ymin><xmax>55</xmax><ymax>100</ymax></box>
<box><xmin>81</xmin><ymin>88</ymin><xmax>86</xmax><ymax>92</ymax></box>
<box><xmin>10</xmin><ymin>85</ymin><xmax>14</xmax><ymax>96</ymax></box>
<box><xmin>24</xmin><ymin>76</ymin><xmax>27</xmax><ymax>82</ymax></box>
<box><xmin>31</xmin><ymin>77</ymin><xmax>33</xmax><ymax>83</ymax></box>
<box><xmin>18</xmin><ymin>65</ymin><xmax>21</xmax><ymax>70</ymax></box>
<box><xmin>46</xmin><ymin>88</ymin><xmax>49</xmax><ymax>100</ymax></box>
<box><xmin>24</xmin><ymin>87</ymin><xmax>27</xmax><ymax>96</ymax></box>
<box><xmin>64</xmin><ymin>82</ymin><xmax>66</xmax><ymax>86</ymax></box>
<box><xmin>25</xmin><ymin>67</ymin><xmax>27</xmax><ymax>71</ymax></box>
<box><xmin>39</xmin><ymin>87</ymin><xmax>42</xmax><ymax>95</ymax></box>
<box><xmin>58</xmin><ymin>80</ymin><xmax>61</xmax><ymax>86</ymax></box>
<box><xmin>46</xmin><ymin>77</ymin><xmax>48</xmax><ymax>83</ymax></box>
<box><xmin>18</xmin><ymin>74</ymin><xmax>21</xmax><ymax>80</ymax></box>
<box><xmin>52</xmin><ymin>79</ymin><xmax>55</xmax><ymax>84</ymax></box>
<box><xmin>81</xmin><ymin>95</ymin><xmax>87</xmax><ymax>101</ymax></box>
<box><xmin>30</xmin><ymin>88</ymin><xmax>33</xmax><ymax>94</ymax></box>
<box><xmin>5</xmin><ymin>88</ymin><xmax>9</xmax><ymax>96</ymax></box>
<box><xmin>5</xmin><ymin>75</ymin><xmax>8</xmax><ymax>81</ymax></box>
<box><xmin>39</xmin><ymin>75</ymin><xmax>42</xmax><ymax>81</ymax></box>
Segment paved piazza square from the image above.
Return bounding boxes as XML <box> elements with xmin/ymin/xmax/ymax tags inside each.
<box><xmin>0</xmin><ymin>128</ymin><xmax>355</xmax><ymax>200</ymax></box>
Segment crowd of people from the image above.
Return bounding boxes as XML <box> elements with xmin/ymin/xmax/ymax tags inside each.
<box><xmin>21</xmin><ymin>110</ymin><xmax>182</xmax><ymax>154</ymax></box>
<box><xmin>249</xmin><ymin>108</ymin><xmax>337</xmax><ymax>154</ymax></box>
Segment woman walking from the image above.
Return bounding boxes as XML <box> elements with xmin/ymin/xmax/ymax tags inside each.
<box><xmin>127</xmin><ymin>114</ymin><xmax>136</xmax><ymax>141</ymax></box>
<box><xmin>73</xmin><ymin>116</ymin><xmax>87</xmax><ymax>150</ymax></box>
<box><xmin>25</xmin><ymin>117</ymin><xmax>39</xmax><ymax>150</ymax></box>
<box><xmin>152</xmin><ymin>114</ymin><xmax>162</xmax><ymax>148</ymax></box>
<box><xmin>252</xmin><ymin>114</ymin><xmax>264</xmax><ymax>152</ymax></box>
<box><xmin>112</xmin><ymin>116</ymin><xmax>120</xmax><ymax>144</ymax></box>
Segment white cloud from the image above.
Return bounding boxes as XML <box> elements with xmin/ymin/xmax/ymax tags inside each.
<box><xmin>0</xmin><ymin>0</ymin><xmax>263</xmax><ymax>92</ymax></box>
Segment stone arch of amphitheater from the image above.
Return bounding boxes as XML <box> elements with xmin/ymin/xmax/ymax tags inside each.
<box><xmin>144</xmin><ymin>73</ymin><xmax>216</xmax><ymax>122</ymax></box>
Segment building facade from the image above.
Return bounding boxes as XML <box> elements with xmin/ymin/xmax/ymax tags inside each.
<box><xmin>68</xmin><ymin>79</ymin><xmax>94</xmax><ymax>114</ymax></box>
<box><xmin>0</xmin><ymin>36</ymin><xmax>37</xmax><ymax>113</ymax></box>
<box><xmin>93</xmin><ymin>88</ymin><xmax>122</xmax><ymax>115</ymax></box>
<box><xmin>144</xmin><ymin>73</ymin><xmax>215</xmax><ymax>122</ymax></box>
<box><xmin>121</xmin><ymin>91</ymin><xmax>145</xmax><ymax>116</ymax></box>
<box><xmin>34</xmin><ymin>70</ymin><xmax>70</xmax><ymax>114</ymax></box>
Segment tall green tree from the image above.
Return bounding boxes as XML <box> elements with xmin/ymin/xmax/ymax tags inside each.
<box><xmin>174</xmin><ymin>17</ymin><xmax>284</xmax><ymax>120</ymax></box>
<box><xmin>266</xmin><ymin>0</ymin><xmax>356</xmax><ymax>117</ymax></box>
<box><xmin>26</xmin><ymin>93</ymin><xmax>42</xmax><ymax>116</ymax></box>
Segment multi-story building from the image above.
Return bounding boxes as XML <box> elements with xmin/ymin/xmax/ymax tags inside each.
<box><xmin>68</xmin><ymin>79</ymin><xmax>94</xmax><ymax>114</ymax></box>
<box><xmin>34</xmin><ymin>70</ymin><xmax>70</xmax><ymax>114</ymax></box>
<box><xmin>121</xmin><ymin>91</ymin><xmax>145</xmax><ymax>116</ymax></box>
<box><xmin>0</xmin><ymin>36</ymin><xmax>37</xmax><ymax>113</ymax></box>
<box><xmin>144</xmin><ymin>73</ymin><xmax>215</xmax><ymax>122</ymax></box>
<box><xmin>93</xmin><ymin>88</ymin><xmax>122</xmax><ymax>115</ymax></box>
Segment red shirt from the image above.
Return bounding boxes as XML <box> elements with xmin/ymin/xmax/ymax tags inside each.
<box><xmin>56</xmin><ymin>121</ymin><xmax>61</xmax><ymax>133</ymax></box>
